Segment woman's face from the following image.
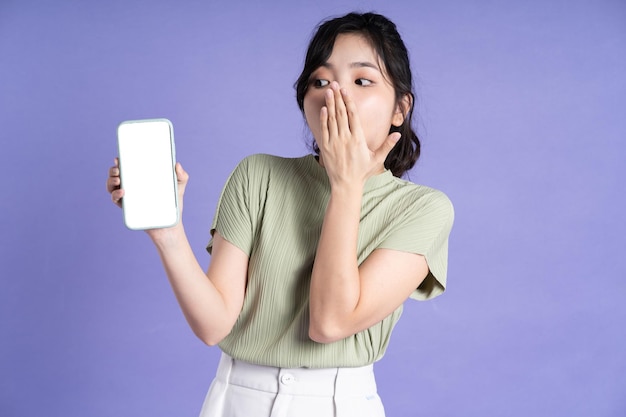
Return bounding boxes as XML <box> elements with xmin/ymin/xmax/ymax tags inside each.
<box><xmin>303</xmin><ymin>33</ymin><xmax>405</xmax><ymax>152</ymax></box>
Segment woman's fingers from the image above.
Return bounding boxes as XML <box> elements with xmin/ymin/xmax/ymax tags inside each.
<box><xmin>107</xmin><ymin>158</ymin><xmax>123</xmax><ymax>207</ymax></box>
<box><xmin>331</xmin><ymin>84</ymin><xmax>349</xmax><ymax>137</ymax></box>
<box><xmin>108</xmin><ymin>165</ymin><xmax>119</xmax><ymax>178</ymax></box>
<box><xmin>107</xmin><ymin>159</ymin><xmax>121</xmax><ymax>193</ymax></box>
<box><xmin>340</xmin><ymin>87</ymin><xmax>364</xmax><ymax>140</ymax></box>
<box><xmin>106</xmin><ymin>175</ymin><xmax>120</xmax><ymax>193</ymax></box>
<box><xmin>111</xmin><ymin>188</ymin><xmax>124</xmax><ymax>208</ymax></box>
<box><xmin>320</xmin><ymin>106</ymin><xmax>329</xmax><ymax>147</ymax></box>
<box><xmin>373</xmin><ymin>132</ymin><xmax>401</xmax><ymax>165</ymax></box>
<box><xmin>174</xmin><ymin>163</ymin><xmax>189</xmax><ymax>215</ymax></box>
<box><xmin>106</xmin><ymin>158</ymin><xmax>119</xmax><ymax>190</ymax></box>
<box><xmin>324</xmin><ymin>82</ymin><xmax>363</xmax><ymax>143</ymax></box>
<box><xmin>324</xmin><ymin>87</ymin><xmax>338</xmax><ymax>141</ymax></box>
<box><xmin>175</xmin><ymin>162</ymin><xmax>189</xmax><ymax>191</ymax></box>
<box><xmin>323</xmin><ymin>82</ymin><xmax>362</xmax><ymax>143</ymax></box>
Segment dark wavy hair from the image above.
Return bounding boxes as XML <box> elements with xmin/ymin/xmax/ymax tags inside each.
<box><xmin>295</xmin><ymin>12</ymin><xmax>420</xmax><ymax>178</ymax></box>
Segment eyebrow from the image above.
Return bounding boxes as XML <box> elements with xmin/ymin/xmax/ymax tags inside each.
<box><xmin>321</xmin><ymin>61</ymin><xmax>381</xmax><ymax>71</ymax></box>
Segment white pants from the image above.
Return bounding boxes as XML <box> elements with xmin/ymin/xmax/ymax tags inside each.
<box><xmin>198</xmin><ymin>353</ymin><xmax>386</xmax><ymax>417</ymax></box>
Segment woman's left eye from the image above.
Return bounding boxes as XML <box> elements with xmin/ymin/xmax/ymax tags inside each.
<box><xmin>355</xmin><ymin>78</ymin><xmax>372</xmax><ymax>86</ymax></box>
<box><xmin>312</xmin><ymin>79</ymin><xmax>330</xmax><ymax>88</ymax></box>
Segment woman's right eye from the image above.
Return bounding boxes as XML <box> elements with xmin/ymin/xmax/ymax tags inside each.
<box><xmin>312</xmin><ymin>79</ymin><xmax>330</xmax><ymax>88</ymax></box>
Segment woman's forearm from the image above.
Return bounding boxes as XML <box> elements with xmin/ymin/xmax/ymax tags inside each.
<box><xmin>309</xmin><ymin>184</ymin><xmax>364</xmax><ymax>343</ymax></box>
<box><xmin>151</xmin><ymin>225</ymin><xmax>236</xmax><ymax>346</ymax></box>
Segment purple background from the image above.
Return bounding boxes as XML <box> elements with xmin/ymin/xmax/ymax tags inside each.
<box><xmin>1</xmin><ymin>0</ymin><xmax>625</xmax><ymax>416</ymax></box>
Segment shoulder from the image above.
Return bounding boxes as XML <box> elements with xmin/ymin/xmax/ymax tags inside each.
<box><xmin>235</xmin><ymin>153</ymin><xmax>309</xmax><ymax>173</ymax></box>
<box><xmin>389</xmin><ymin>178</ymin><xmax>454</xmax><ymax>218</ymax></box>
<box><xmin>415</xmin><ymin>186</ymin><xmax>454</xmax><ymax>218</ymax></box>
<box><xmin>230</xmin><ymin>154</ymin><xmax>318</xmax><ymax>186</ymax></box>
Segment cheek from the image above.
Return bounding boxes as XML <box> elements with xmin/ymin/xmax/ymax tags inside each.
<box><xmin>357</xmin><ymin>96</ymin><xmax>395</xmax><ymax>130</ymax></box>
<box><xmin>303</xmin><ymin>94</ymin><xmax>324</xmax><ymax>132</ymax></box>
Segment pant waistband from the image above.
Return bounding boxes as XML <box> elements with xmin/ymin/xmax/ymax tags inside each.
<box><xmin>216</xmin><ymin>353</ymin><xmax>378</xmax><ymax>397</ymax></box>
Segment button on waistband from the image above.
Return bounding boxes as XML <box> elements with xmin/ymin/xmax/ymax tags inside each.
<box><xmin>280</xmin><ymin>373</ymin><xmax>296</xmax><ymax>385</ymax></box>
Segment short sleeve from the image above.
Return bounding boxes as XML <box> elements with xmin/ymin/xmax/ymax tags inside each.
<box><xmin>379</xmin><ymin>189</ymin><xmax>454</xmax><ymax>301</ymax></box>
<box><xmin>207</xmin><ymin>157</ymin><xmax>254</xmax><ymax>256</ymax></box>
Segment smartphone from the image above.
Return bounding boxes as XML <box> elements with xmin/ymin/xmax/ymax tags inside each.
<box><xmin>117</xmin><ymin>118</ymin><xmax>179</xmax><ymax>230</ymax></box>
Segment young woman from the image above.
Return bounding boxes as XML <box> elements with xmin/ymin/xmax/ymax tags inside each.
<box><xmin>107</xmin><ymin>12</ymin><xmax>453</xmax><ymax>417</ymax></box>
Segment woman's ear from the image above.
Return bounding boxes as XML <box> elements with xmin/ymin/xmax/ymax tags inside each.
<box><xmin>391</xmin><ymin>93</ymin><xmax>413</xmax><ymax>127</ymax></box>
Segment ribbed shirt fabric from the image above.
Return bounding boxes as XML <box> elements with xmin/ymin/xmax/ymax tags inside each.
<box><xmin>207</xmin><ymin>154</ymin><xmax>454</xmax><ymax>368</ymax></box>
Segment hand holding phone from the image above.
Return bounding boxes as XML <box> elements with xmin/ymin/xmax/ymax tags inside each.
<box><xmin>116</xmin><ymin>119</ymin><xmax>179</xmax><ymax>230</ymax></box>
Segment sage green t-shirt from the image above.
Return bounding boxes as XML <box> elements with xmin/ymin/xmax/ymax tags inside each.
<box><xmin>207</xmin><ymin>154</ymin><xmax>453</xmax><ymax>368</ymax></box>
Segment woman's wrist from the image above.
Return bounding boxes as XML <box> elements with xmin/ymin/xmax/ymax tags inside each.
<box><xmin>148</xmin><ymin>222</ymin><xmax>187</xmax><ymax>250</ymax></box>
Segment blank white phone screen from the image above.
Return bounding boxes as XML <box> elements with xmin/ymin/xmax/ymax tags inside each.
<box><xmin>117</xmin><ymin>119</ymin><xmax>178</xmax><ymax>230</ymax></box>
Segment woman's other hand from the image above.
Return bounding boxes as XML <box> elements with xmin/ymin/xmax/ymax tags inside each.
<box><xmin>106</xmin><ymin>158</ymin><xmax>124</xmax><ymax>208</ymax></box>
<box><xmin>106</xmin><ymin>158</ymin><xmax>190</xmax><ymax>238</ymax></box>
